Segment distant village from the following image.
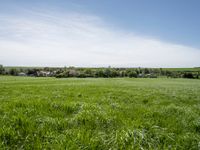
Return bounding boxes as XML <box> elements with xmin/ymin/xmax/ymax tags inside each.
<box><xmin>0</xmin><ymin>65</ymin><xmax>199</xmax><ymax>79</ymax></box>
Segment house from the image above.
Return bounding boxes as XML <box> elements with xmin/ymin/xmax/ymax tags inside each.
<box><xmin>37</xmin><ymin>71</ymin><xmax>52</xmax><ymax>77</ymax></box>
<box><xmin>138</xmin><ymin>73</ymin><xmax>144</xmax><ymax>78</ymax></box>
<box><xmin>18</xmin><ymin>72</ymin><xmax>26</xmax><ymax>76</ymax></box>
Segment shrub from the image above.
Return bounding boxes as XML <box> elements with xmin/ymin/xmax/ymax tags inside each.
<box><xmin>183</xmin><ymin>73</ymin><xmax>194</xmax><ymax>79</ymax></box>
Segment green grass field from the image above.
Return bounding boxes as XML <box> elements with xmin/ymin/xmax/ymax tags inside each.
<box><xmin>0</xmin><ymin>76</ymin><xmax>200</xmax><ymax>149</ymax></box>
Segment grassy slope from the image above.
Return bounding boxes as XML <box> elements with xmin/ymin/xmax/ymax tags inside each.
<box><xmin>0</xmin><ymin>76</ymin><xmax>200</xmax><ymax>149</ymax></box>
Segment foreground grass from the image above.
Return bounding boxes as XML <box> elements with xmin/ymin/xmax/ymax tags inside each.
<box><xmin>0</xmin><ymin>76</ymin><xmax>200</xmax><ymax>149</ymax></box>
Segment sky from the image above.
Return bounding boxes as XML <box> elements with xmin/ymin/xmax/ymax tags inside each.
<box><xmin>0</xmin><ymin>0</ymin><xmax>200</xmax><ymax>67</ymax></box>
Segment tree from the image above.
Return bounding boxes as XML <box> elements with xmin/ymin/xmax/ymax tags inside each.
<box><xmin>153</xmin><ymin>68</ymin><xmax>161</xmax><ymax>75</ymax></box>
<box><xmin>183</xmin><ymin>72</ymin><xmax>194</xmax><ymax>79</ymax></box>
<box><xmin>198</xmin><ymin>72</ymin><xmax>200</xmax><ymax>79</ymax></box>
<box><xmin>144</xmin><ymin>68</ymin><xmax>150</xmax><ymax>74</ymax></box>
<box><xmin>166</xmin><ymin>70</ymin><xmax>173</xmax><ymax>78</ymax></box>
<box><xmin>0</xmin><ymin>65</ymin><xmax>5</xmax><ymax>74</ymax></box>
<box><xmin>128</xmin><ymin>71</ymin><xmax>137</xmax><ymax>78</ymax></box>
<box><xmin>27</xmin><ymin>68</ymin><xmax>41</xmax><ymax>76</ymax></box>
<box><xmin>68</xmin><ymin>69</ymin><xmax>79</xmax><ymax>77</ymax></box>
<box><xmin>104</xmin><ymin>68</ymin><xmax>112</xmax><ymax>77</ymax></box>
<box><xmin>95</xmin><ymin>70</ymin><xmax>104</xmax><ymax>77</ymax></box>
<box><xmin>44</xmin><ymin>67</ymin><xmax>50</xmax><ymax>71</ymax></box>
<box><xmin>84</xmin><ymin>69</ymin><xmax>93</xmax><ymax>77</ymax></box>
<box><xmin>160</xmin><ymin>68</ymin><xmax>166</xmax><ymax>76</ymax></box>
<box><xmin>9</xmin><ymin>68</ymin><xmax>19</xmax><ymax>76</ymax></box>
<box><xmin>111</xmin><ymin>69</ymin><xmax>119</xmax><ymax>77</ymax></box>
<box><xmin>119</xmin><ymin>71</ymin><xmax>126</xmax><ymax>77</ymax></box>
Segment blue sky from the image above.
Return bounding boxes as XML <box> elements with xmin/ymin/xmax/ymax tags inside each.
<box><xmin>71</xmin><ymin>0</ymin><xmax>200</xmax><ymax>48</ymax></box>
<box><xmin>0</xmin><ymin>0</ymin><xmax>200</xmax><ymax>67</ymax></box>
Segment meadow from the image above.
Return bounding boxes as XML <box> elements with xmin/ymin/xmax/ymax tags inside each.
<box><xmin>0</xmin><ymin>76</ymin><xmax>200</xmax><ymax>149</ymax></box>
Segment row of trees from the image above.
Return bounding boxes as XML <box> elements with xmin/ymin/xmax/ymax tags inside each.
<box><xmin>55</xmin><ymin>68</ymin><xmax>199</xmax><ymax>79</ymax></box>
<box><xmin>54</xmin><ymin>67</ymin><xmax>164</xmax><ymax>78</ymax></box>
<box><xmin>0</xmin><ymin>65</ymin><xmax>199</xmax><ymax>79</ymax></box>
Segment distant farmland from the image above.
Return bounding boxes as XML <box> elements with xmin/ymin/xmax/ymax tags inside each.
<box><xmin>0</xmin><ymin>76</ymin><xmax>200</xmax><ymax>149</ymax></box>
<box><xmin>163</xmin><ymin>67</ymin><xmax>200</xmax><ymax>72</ymax></box>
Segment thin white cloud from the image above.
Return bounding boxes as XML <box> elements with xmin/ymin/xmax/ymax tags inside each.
<box><xmin>0</xmin><ymin>10</ymin><xmax>199</xmax><ymax>67</ymax></box>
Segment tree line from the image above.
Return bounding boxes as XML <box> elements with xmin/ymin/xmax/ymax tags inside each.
<box><xmin>0</xmin><ymin>65</ymin><xmax>199</xmax><ymax>79</ymax></box>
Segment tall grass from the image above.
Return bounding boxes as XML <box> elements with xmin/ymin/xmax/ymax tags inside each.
<box><xmin>0</xmin><ymin>76</ymin><xmax>200</xmax><ymax>149</ymax></box>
